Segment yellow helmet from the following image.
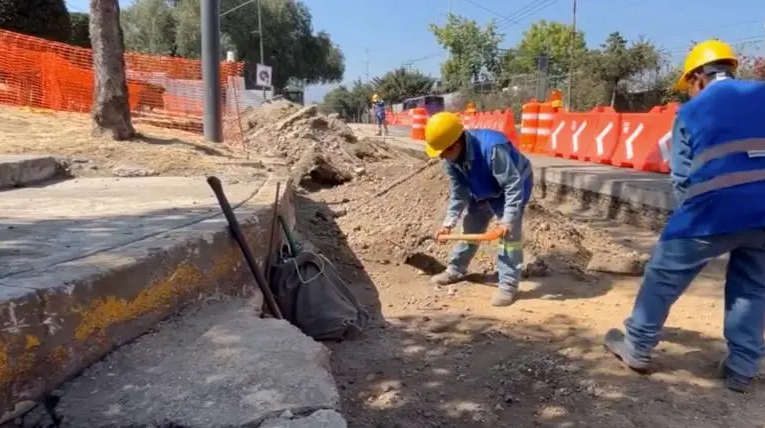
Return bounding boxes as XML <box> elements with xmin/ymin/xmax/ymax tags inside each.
<box><xmin>372</xmin><ymin>93</ymin><xmax>380</xmax><ymax>102</ymax></box>
<box><xmin>424</xmin><ymin>111</ymin><xmax>464</xmax><ymax>158</ymax></box>
<box><xmin>676</xmin><ymin>39</ymin><xmax>738</xmax><ymax>90</ymax></box>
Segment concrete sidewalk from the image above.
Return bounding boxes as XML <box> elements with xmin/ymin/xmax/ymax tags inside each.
<box><xmin>0</xmin><ymin>166</ymin><xmax>298</xmax><ymax>414</ymax></box>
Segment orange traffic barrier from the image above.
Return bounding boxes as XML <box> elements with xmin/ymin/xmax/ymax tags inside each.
<box><xmin>520</xmin><ymin>101</ymin><xmax>540</xmax><ymax>152</ymax></box>
<box><xmin>546</xmin><ymin>110</ymin><xmax>590</xmax><ymax>158</ymax></box>
<box><xmin>535</xmin><ymin>102</ymin><xmax>555</xmax><ymax>153</ymax></box>
<box><xmin>582</xmin><ymin>106</ymin><xmax>621</xmax><ymax>164</ymax></box>
<box><xmin>461</xmin><ymin>109</ymin><xmax>518</xmax><ymax>146</ymax></box>
<box><xmin>632</xmin><ymin>103</ymin><xmax>677</xmax><ymax>173</ymax></box>
<box><xmin>410</xmin><ymin>107</ymin><xmax>428</xmax><ymax>140</ymax></box>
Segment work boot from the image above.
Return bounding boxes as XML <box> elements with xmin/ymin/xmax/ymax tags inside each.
<box><xmin>491</xmin><ymin>288</ymin><xmax>518</xmax><ymax>307</ymax></box>
<box><xmin>603</xmin><ymin>328</ymin><xmax>650</xmax><ymax>373</ymax></box>
<box><xmin>717</xmin><ymin>356</ymin><xmax>753</xmax><ymax>393</ymax></box>
<box><xmin>431</xmin><ymin>268</ymin><xmax>464</xmax><ymax>286</ymax></box>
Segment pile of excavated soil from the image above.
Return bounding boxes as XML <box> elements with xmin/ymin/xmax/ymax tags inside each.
<box><xmin>305</xmin><ymin>162</ymin><xmax>648</xmax><ymax>278</ymax></box>
<box><xmin>239</xmin><ymin>100</ymin><xmax>396</xmax><ymax>188</ymax></box>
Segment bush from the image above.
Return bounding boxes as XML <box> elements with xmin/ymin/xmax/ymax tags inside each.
<box><xmin>69</xmin><ymin>12</ymin><xmax>90</xmax><ymax>48</ymax></box>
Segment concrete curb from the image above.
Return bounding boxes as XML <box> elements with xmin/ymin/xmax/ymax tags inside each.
<box><xmin>0</xmin><ymin>172</ymin><xmax>296</xmax><ymax>413</ymax></box>
<box><xmin>0</xmin><ymin>155</ymin><xmax>61</xmax><ymax>189</ymax></box>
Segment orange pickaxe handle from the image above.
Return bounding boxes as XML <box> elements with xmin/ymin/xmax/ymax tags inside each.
<box><xmin>436</xmin><ymin>228</ymin><xmax>504</xmax><ymax>242</ymax></box>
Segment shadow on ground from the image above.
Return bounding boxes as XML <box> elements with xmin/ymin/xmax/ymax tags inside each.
<box><xmin>297</xmin><ymin>194</ymin><xmax>765</xmax><ymax>428</ymax></box>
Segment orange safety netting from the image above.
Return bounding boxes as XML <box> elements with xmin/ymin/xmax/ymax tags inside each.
<box><xmin>0</xmin><ymin>29</ymin><xmax>245</xmax><ymax>144</ymax></box>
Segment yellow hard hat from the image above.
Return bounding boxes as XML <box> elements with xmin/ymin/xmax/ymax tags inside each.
<box><xmin>424</xmin><ymin>111</ymin><xmax>463</xmax><ymax>158</ymax></box>
<box><xmin>676</xmin><ymin>39</ymin><xmax>738</xmax><ymax>90</ymax></box>
<box><xmin>372</xmin><ymin>93</ymin><xmax>380</xmax><ymax>101</ymax></box>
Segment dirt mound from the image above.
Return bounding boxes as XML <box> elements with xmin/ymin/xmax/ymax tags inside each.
<box><xmin>239</xmin><ymin>100</ymin><xmax>393</xmax><ymax>188</ymax></box>
<box><xmin>306</xmin><ymin>162</ymin><xmax>647</xmax><ymax>278</ymax></box>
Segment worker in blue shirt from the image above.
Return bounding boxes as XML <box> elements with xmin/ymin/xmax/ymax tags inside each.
<box><xmin>424</xmin><ymin>111</ymin><xmax>534</xmax><ymax>307</ymax></box>
<box><xmin>604</xmin><ymin>39</ymin><xmax>765</xmax><ymax>393</ymax></box>
<box><xmin>371</xmin><ymin>94</ymin><xmax>388</xmax><ymax>136</ymax></box>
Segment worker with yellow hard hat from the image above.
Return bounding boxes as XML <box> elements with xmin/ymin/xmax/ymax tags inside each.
<box><xmin>371</xmin><ymin>93</ymin><xmax>388</xmax><ymax>137</ymax></box>
<box><xmin>604</xmin><ymin>39</ymin><xmax>765</xmax><ymax>393</ymax></box>
<box><xmin>425</xmin><ymin>111</ymin><xmax>533</xmax><ymax>307</ymax></box>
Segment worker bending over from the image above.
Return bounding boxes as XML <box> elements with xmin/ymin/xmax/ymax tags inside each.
<box><xmin>604</xmin><ymin>39</ymin><xmax>765</xmax><ymax>393</ymax></box>
<box><xmin>424</xmin><ymin>112</ymin><xmax>533</xmax><ymax>307</ymax></box>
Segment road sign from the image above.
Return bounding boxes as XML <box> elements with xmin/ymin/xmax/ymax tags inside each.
<box><xmin>256</xmin><ymin>63</ymin><xmax>272</xmax><ymax>87</ymax></box>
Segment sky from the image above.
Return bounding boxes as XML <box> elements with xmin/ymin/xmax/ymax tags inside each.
<box><xmin>68</xmin><ymin>0</ymin><xmax>765</xmax><ymax>103</ymax></box>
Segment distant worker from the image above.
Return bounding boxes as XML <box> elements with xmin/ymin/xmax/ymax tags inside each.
<box><xmin>425</xmin><ymin>111</ymin><xmax>533</xmax><ymax>307</ymax></box>
<box><xmin>604</xmin><ymin>39</ymin><xmax>765</xmax><ymax>393</ymax></box>
<box><xmin>371</xmin><ymin>94</ymin><xmax>388</xmax><ymax>137</ymax></box>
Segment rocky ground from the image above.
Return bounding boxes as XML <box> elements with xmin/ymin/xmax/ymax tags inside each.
<box><xmin>294</xmin><ymin>159</ymin><xmax>765</xmax><ymax>428</ymax></box>
<box><xmin>5</xmin><ymin>103</ymin><xmax>765</xmax><ymax>427</ymax></box>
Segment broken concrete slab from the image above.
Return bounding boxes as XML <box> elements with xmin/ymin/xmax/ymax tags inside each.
<box><xmin>0</xmin><ymin>154</ymin><xmax>60</xmax><ymax>189</ymax></box>
<box><xmin>51</xmin><ymin>299</ymin><xmax>343</xmax><ymax>428</ymax></box>
<box><xmin>0</xmin><ymin>173</ymin><xmax>296</xmax><ymax>415</ymax></box>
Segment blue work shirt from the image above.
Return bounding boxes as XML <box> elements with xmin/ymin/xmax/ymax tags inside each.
<box><xmin>373</xmin><ymin>100</ymin><xmax>386</xmax><ymax>120</ymax></box>
<box><xmin>664</xmin><ymin>76</ymin><xmax>765</xmax><ymax>240</ymax></box>
<box><xmin>442</xmin><ymin>130</ymin><xmax>532</xmax><ymax>228</ymax></box>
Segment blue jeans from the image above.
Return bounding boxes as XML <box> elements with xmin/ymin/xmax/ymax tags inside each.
<box><xmin>624</xmin><ymin>228</ymin><xmax>765</xmax><ymax>378</ymax></box>
<box><xmin>447</xmin><ymin>199</ymin><xmax>525</xmax><ymax>290</ymax></box>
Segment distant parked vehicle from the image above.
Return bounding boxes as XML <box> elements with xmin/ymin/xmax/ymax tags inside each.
<box><xmin>402</xmin><ymin>95</ymin><xmax>445</xmax><ymax>116</ymax></box>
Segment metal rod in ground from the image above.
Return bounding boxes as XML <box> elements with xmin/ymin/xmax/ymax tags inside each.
<box><xmin>264</xmin><ymin>181</ymin><xmax>281</xmax><ymax>283</ymax></box>
<box><xmin>206</xmin><ymin>176</ymin><xmax>283</xmax><ymax>319</ymax></box>
<box><xmin>201</xmin><ymin>0</ymin><xmax>223</xmax><ymax>142</ymax></box>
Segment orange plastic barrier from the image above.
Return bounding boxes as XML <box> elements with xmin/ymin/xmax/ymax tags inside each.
<box><xmin>541</xmin><ymin>103</ymin><xmax>676</xmax><ymax>173</ymax></box>
<box><xmin>0</xmin><ymin>29</ymin><xmax>245</xmax><ymax>145</ymax></box>
<box><xmin>520</xmin><ymin>101</ymin><xmax>540</xmax><ymax>152</ymax></box>
<box><xmin>410</xmin><ymin>107</ymin><xmax>428</xmax><ymax>140</ymax></box>
<box><xmin>460</xmin><ymin>109</ymin><xmax>518</xmax><ymax>146</ymax></box>
<box><xmin>583</xmin><ymin>106</ymin><xmax>621</xmax><ymax>164</ymax></box>
<box><xmin>610</xmin><ymin>104</ymin><xmax>677</xmax><ymax>172</ymax></box>
<box><xmin>535</xmin><ymin>103</ymin><xmax>555</xmax><ymax>153</ymax></box>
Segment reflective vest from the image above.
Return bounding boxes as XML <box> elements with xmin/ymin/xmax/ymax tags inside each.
<box><xmin>454</xmin><ymin>129</ymin><xmax>532</xmax><ymax>202</ymax></box>
<box><xmin>662</xmin><ymin>79</ymin><xmax>765</xmax><ymax>240</ymax></box>
<box><xmin>373</xmin><ymin>101</ymin><xmax>386</xmax><ymax>119</ymax></box>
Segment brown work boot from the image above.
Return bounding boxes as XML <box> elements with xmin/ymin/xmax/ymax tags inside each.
<box><xmin>491</xmin><ymin>288</ymin><xmax>518</xmax><ymax>307</ymax></box>
<box><xmin>431</xmin><ymin>269</ymin><xmax>464</xmax><ymax>286</ymax></box>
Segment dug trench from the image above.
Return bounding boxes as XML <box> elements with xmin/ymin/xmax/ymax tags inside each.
<box><xmin>296</xmin><ymin>155</ymin><xmax>765</xmax><ymax>427</ymax></box>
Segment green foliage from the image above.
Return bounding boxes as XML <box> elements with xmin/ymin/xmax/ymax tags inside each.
<box><xmin>371</xmin><ymin>68</ymin><xmax>434</xmax><ymax>104</ymax></box>
<box><xmin>430</xmin><ymin>13</ymin><xmax>503</xmax><ymax>90</ymax></box>
<box><xmin>68</xmin><ymin>12</ymin><xmax>91</xmax><ymax>48</ymax></box>
<box><xmin>122</xmin><ymin>0</ymin><xmax>177</xmax><ymax>56</ymax></box>
<box><xmin>0</xmin><ymin>0</ymin><xmax>71</xmax><ymax>42</ymax></box>
<box><xmin>585</xmin><ymin>32</ymin><xmax>661</xmax><ymax>106</ymax></box>
<box><xmin>502</xmin><ymin>20</ymin><xmax>586</xmax><ymax>78</ymax></box>
<box><xmin>319</xmin><ymin>79</ymin><xmax>372</xmax><ymax>121</ymax></box>
<box><xmin>119</xmin><ymin>0</ymin><xmax>344</xmax><ymax>91</ymax></box>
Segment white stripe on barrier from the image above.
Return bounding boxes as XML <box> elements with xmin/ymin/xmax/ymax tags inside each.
<box><xmin>536</xmin><ymin>128</ymin><xmax>551</xmax><ymax>136</ymax></box>
<box><xmin>520</xmin><ymin>127</ymin><xmax>537</xmax><ymax>134</ymax></box>
<box><xmin>521</xmin><ymin>113</ymin><xmax>539</xmax><ymax>120</ymax></box>
<box><xmin>412</xmin><ymin>124</ymin><xmax>425</xmax><ymax>129</ymax></box>
<box><xmin>538</xmin><ymin>113</ymin><xmax>555</xmax><ymax>120</ymax></box>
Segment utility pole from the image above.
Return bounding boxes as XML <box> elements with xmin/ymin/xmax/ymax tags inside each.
<box><xmin>257</xmin><ymin>0</ymin><xmax>266</xmax><ymax>100</ymax></box>
<box><xmin>364</xmin><ymin>48</ymin><xmax>370</xmax><ymax>82</ymax></box>
<box><xmin>201</xmin><ymin>0</ymin><xmax>222</xmax><ymax>142</ymax></box>
<box><xmin>566</xmin><ymin>0</ymin><xmax>577</xmax><ymax>108</ymax></box>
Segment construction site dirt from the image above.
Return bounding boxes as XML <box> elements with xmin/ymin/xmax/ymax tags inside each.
<box><xmin>4</xmin><ymin>102</ymin><xmax>765</xmax><ymax>427</ymax></box>
<box><xmin>295</xmin><ymin>156</ymin><xmax>765</xmax><ymax>426</ymax></box>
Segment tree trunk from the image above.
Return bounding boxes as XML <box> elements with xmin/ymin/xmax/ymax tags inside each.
<box><xmin>89</xmin><ymin>0</ymin><xmax>135</xmax><ymax>140</ymax></box>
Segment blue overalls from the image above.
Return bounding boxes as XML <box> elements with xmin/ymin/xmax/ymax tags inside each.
<box><xmin>443</xmin><ymin>129</ymin><xmax>534</xmax><ymax>290</ymax></box>
<box><xmin>623</xmin><ymin>78</ymin><xmax>765</xmax><ymax>379</ymax></box>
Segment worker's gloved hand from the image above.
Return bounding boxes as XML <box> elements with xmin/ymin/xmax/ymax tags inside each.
<box><xmin>435</xmin><ymin>226</ymin><xmax>452</xmax><ymax>243</ymax></box>
<box><xmin>491</xmin><ymin>224</ymin><xmax>511</xmax><ymax>240</ymax></box>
